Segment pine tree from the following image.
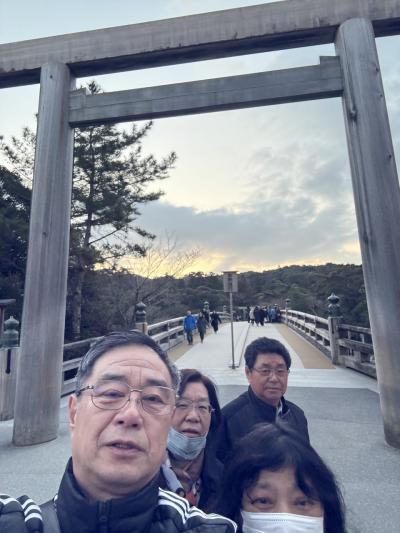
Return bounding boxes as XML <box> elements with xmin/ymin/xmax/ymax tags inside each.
<box><xmin>1</xmin><ymin>81</ymin><xmax>177</xmax><ymax>339</ymax></box>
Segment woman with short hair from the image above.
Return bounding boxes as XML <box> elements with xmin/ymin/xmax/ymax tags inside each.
<box><xmin>216</xmin><ymin>422</ymin><xmax>346</xmax><ymax>533</ymax></box>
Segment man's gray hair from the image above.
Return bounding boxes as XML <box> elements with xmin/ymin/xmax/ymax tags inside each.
<box><xmin>75</xmin><ymin>330</ymin><xmax>180</xmax><ymax>392</ymax></box>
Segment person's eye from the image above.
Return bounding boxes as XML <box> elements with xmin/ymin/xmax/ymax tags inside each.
<box><xmin>98</xmin><ymin>389</ymin><xmax>125</xmax><ymax>399</ymax></box>
<box><xmin>198</xmin><ymin>405</ymin><xmax>209</xmax><ymax>413</ymax></box>
<box><xmin>176</xmin><ymin>402</ymin><xmax>190</xmax><ymax>409</ymax></box>
<box><xmin>143</xmin><ymin>393</ymin><xmax>166</xmax><ymax>405</ymax></box>
<box><xmin>295</xmin><ymin>497</ymin><xmax>315</xmax><ymax>508</ymax></box>
<box><xmin>251</xmin><ymin>496</ymin><xmax>273</xmax><ymax>508</ymax></box>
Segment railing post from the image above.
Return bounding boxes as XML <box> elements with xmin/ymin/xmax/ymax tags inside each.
<box><xmin>0</xmin><ymin>316</ymin><xmax>20</xmax><ymax>421</ymax></box>
<box><xmin>135</xmin><ymin>301</ymin><xmax>148</xmax><ymax>334</ymax></box>
<box><xmin>285</xmin><ymin>298</ymin><xmax>290</xmax><ymax>324</ymax></box>
<box><xmin>327</xmin><ymin>293</ymin><xmax>341</xmax><ymax>365</ymax></box>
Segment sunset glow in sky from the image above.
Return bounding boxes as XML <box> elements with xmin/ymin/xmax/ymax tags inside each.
<box><xmin>1</xmin><ymin>1</ymin><xmax>399</xmax><ymax>274</ymax></box>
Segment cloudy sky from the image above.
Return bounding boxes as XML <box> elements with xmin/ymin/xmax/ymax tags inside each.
<box><xmin>1</xmin><ymin>1</ymin><xmax>399</xmax><ymax>273</ymax></box>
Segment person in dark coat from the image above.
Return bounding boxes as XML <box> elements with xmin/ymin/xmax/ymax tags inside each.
<box><xmin>160</xmin><ymin>369</ymin><xmax>223</xmax><ymax>513</ymax></box>
<box><xmin>196</xmin><ymin>311</ymin><xmax>207</xmax><ymax>343</ymax></box>
<box><xmin>217</xmin><ymin>336</ymin><xmax>309</xmax><ymax>462</ymax></box>
<box><xmin>210</xmin><ymin>310</ymin><xmax>222</xmax><ymax>333</ymax></box>
<box><xmin>0</xmin><ymin>332</ymin><xmax>235</xmax><ymax>533</ymax></box>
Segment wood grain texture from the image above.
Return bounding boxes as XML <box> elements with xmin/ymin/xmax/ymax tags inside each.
<box><xmin>12</xmin><ymin>63</ymin><xmax>75</xmax><ymax>446</ymax></box>
<box><xmin>336</xmin><ymin>18</ymin><xmax>400</xmax><ymax>447</ymax></box>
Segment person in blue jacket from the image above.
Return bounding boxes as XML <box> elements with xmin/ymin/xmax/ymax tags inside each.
<box><xmin>183</xmin><ymin>310</ymin><xmax>197</xmax><ymax>345</ymax></box>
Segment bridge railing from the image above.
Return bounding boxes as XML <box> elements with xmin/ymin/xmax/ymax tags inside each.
<box><xmin>281</xmin><ymin>308</ymin><xmax>376</xmax><ymax>379</ymax></box>
<box><xmin>62</xmin><ymin>311</ymin><xmax>230</xmax><ymax>395</ymax></box>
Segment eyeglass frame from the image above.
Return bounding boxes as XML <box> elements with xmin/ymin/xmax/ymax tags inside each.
<box><xmin>175</xmin><ymin>398</ymin><xmax>215</xmax><ymax>416</ymax></box>
<box><xmin>250</xmin><ymin>366</ymin><xmax>290</xmax><ymax>378</ymax></box>
<box><xmin>75</xmin><ymin>380</ymin><xmax>177</xmax><ymax>415</ymax></box>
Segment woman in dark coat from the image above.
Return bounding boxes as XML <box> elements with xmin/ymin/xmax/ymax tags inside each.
<box><xmin>160</xmin><ymin>369</ymin><xmax>223</xmax><ymax>512</ymax></box>
<box><xmin>197</xmin><ymin>311</ymin><xmax>207</xmax><ymax>343</ymax></box>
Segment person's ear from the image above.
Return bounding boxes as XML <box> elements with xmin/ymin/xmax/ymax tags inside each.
<box><xmin>245</xmin><ymin>365</ymin><xmax>251</xmax><ymax>382</ymax></box>
<box><xmin>68</xmin><ymin>394</ymin><xmax>78</xmax><ymax>430</ymax></box>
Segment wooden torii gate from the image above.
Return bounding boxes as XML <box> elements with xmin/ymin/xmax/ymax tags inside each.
<box><xmin>1</xmin><ymin>0</ymin><xmax>400</xmax><ymax>448</ymax></box>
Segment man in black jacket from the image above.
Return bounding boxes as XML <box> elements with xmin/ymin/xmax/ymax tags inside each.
<box><xmin>218</xmin><ymin>336</ymin><xmax>309</xmax><ymax>462</ymax></box>
<box><xmin>0</xmin><ymin>331</ymin><xmax>236</xmax><ymax>532</ymax></box>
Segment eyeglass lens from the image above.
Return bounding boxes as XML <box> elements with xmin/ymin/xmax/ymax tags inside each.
<box><xmin>91</xmin><ymin>380</ymin><xmax>175</xmax><ymax>414</ymax></box>
<box><xmin>254</xmin><ymin>366</ymin><xmax>288</xmax><ymax>377</ymax></box>
<box><xmin>176</xmin><ymin>399</ymin><xmax>212</xmax><ymax>415</ymax></box>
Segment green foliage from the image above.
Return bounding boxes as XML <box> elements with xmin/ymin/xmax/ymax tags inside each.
<box><xmin>0</xmin><ymin>81</ymin><xmax>177</xmax><ymax>338</ymax></box>
<box><xmin>70</xmin><ymin>263</ymin><xmax>368</xmax><ymax>339</ymax></box>
<box><xmin>0</xmin><ymin>166</ymin><xmax>31</xmax><ymax>318</ymax></box>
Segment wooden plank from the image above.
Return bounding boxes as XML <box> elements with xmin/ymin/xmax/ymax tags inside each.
<box><xmin>12</xmin><ymin>63</ymin><xmax>75</xmax><ymax>446</ymax></box>
<box><xmin>1</xmin><ymin>0</ymin><xmax>400</xmax><ymax>88</ymax></box>
<box><xmin>69</xmin><ymin>57</ymin><xmax>342</xmax><ymax>126</ymax></box>
<box><xmin>336</xmin><ymin>19</ymin><xmax>400</xmax><ymax>448</ymax></box>
<box><xmin>338</xmin><ymin>338</ymin><xmax>374</xmax><ymax>353</ymax></box>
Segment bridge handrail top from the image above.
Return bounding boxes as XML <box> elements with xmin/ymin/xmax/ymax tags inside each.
<box><xmin>147</xmin><ymin>317</ymin><xmax>185</xmax><ymax>331</ymax></box>
<box><xmin>286</xmin><ymin>309</ymin><xmax>328</xmax><ymax>325</ymax></box>
<box><xmin>340</xmin><ymin>323</ymin><xmax>371</xmax><ymax>334</ymax></box>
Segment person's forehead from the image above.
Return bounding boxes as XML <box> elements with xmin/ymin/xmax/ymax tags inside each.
<box><xmin>254</xmin><ymin>467</ymin><xmax>296</xmax><ymax>490</ymax></box>
<box><xmin>91</xmin><ymin>344</ymin><xmax>171</xmax><ymax>384</ymax></box>
<box><xmin>255</xmin><ymin>352</ymin><xmax>286</xmax><ymax>365</ymax></box>
<box><xmin>181</xmin><ymin>381</ymin><xmax>209</xmax><ymax>400</ymax></box>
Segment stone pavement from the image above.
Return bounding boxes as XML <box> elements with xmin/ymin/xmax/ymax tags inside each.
<box><xmin>0</xmin><ymin>322</ymin><xmax>399</xmax><ymax>532</ymax></box>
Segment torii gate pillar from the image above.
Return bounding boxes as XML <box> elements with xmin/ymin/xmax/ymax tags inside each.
<box><xmin>336</xmin><ymin>19</ymin><xmax>400</xmax><ymax>448</ymax></box>
<box><xmin>13</xmin><ymin>63</ymin><xmax>75</xmax><ymax>445</ymax></box>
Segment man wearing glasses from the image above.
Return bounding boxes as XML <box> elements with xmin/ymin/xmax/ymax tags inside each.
<box><xmin>217</xmin><ymin>337</ymin><xmax>309</xmax><ymax>462</ymax></box>
<box><xmin>0</xmin><ymin>331</ymin><xmax>236</xmax><ymax>532</ymax></box>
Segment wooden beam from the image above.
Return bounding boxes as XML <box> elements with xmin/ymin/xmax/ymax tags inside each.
<box><xmin>1</xmin><ymin>0</ymin><xmax>400</xmax><ymax>88</ymax></box>
<box><xmin>336</xmin><ymin>19</ymin><xmax>400</xmax><ymax>448</ymax></box>
<box><xmin>13</xmin><ymin>63</ymin><xmax>75</xmax><ymax>446</ymax></box>
<box><xmin>69</xmin><ymin>57</ymin><xmax>342</xmax><ymax>127</ymax></box>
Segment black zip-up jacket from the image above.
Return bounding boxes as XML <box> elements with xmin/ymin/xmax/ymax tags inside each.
<box><xmin>0</xmin><ymin>459</ymin><xmax>236</xmax><ymax>533</ymax></box>
<box><xmin>217</xmin><ymin>387</ymin><xmax>310</xmax><ymax>462</ymax></box>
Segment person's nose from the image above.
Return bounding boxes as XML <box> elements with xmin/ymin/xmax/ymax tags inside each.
<box><xmin>185</xmin><ymin>405</ymin><xmax>201</xmax><ymax>422</ymax></box>
<box><xmin>114</xmin><ymin>393</ymin><xmax>143</xmax><ymax>426</ymax></box>
<box><xmin>268</xmin><ymin>370</ymin><xmax>280</xmax><ymax>382</ymax></box>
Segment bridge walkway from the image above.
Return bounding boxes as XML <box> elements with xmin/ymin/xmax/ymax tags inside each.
<box><xmin>0</xmin><ymin>322</ymin><xmax>398</xmax><ymax>532</ymax></box>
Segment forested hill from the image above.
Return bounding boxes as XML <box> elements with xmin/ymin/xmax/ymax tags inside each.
<box><xmin>167</xmin><ymin>263</ymin><xmax>369</xmax><ymax>328</ymax></box>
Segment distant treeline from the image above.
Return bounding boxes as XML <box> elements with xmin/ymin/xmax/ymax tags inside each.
<box><xmin>1</xmin><ymin>263</ymin><xmax>369</xmax><ymax>341</ymax></box>
<box><xmin>72</xmin><ymin>263</ymin><xmax>369</xmax><ymax>339</ymax></box>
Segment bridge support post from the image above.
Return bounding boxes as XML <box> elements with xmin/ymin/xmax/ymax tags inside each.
<box><xmin>336</xmin><ymin>19</ymin><xmax>400</xmax><ymax>448</ymax></box>
<box><xmin>135</xmin><ymin>301</ymin><xmax>148</xmax><ymax>335</ymax></box>
<box><xmin>13</xmin><ymin>63</ymin><xmax>75</xmax><ymax>446</ymax></box>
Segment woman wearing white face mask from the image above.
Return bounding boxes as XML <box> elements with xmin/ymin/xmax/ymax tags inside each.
<box><xmin>160</xmin><ymin>369</ymin><xmax>223</xmax><ymax>512</ymax></box>
<box><xmin>216</xmin><ymin>422</ymin><xmax>345</xmax><ymax>533</ymax></box>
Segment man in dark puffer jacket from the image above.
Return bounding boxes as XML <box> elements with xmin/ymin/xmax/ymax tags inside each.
<box><xmin>0</xmin><ymin>332</ymin><xmax>236</xmax><ymax>532</ymax></box>
<box><xmin>218</xmin><ymin>336</ymin><xmax>309</xmax><ymax>462</ymax></box>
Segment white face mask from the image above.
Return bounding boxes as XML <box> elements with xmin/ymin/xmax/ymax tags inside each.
<box><xmin>241</xmin><ymin>511</ymin><xmax>324</xmax><ymax>533</ymax></box>
<box><xmin>167</xmin><ymin>427</ymin><xmax>207</xmax><ymax>460</ymax></box>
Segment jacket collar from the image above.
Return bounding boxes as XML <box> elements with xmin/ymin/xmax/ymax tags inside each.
<box><xmin>56</xmin><ymin>458</ymin><xmax>159</xmax><ymax>533</ymax></box>
<box><xmin>248</xmin><ymin>386</ymin><xmax>289</xmax><ymax>418</ymax></box>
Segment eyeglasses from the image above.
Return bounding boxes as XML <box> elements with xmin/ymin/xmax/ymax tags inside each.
<box><xmin>175</xmin><ymin>398</ymin><xmax>214</xmax><ymax>416</ymax></box>
<box><xmin>251</xmin><ymin>366</ymin><xmax>289</xmax><ymax>378</ymax></box>
<box><xmin>76</xmin><ymin>379</ymin><xmax>176</xmax><ymax>415</ymax></box>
